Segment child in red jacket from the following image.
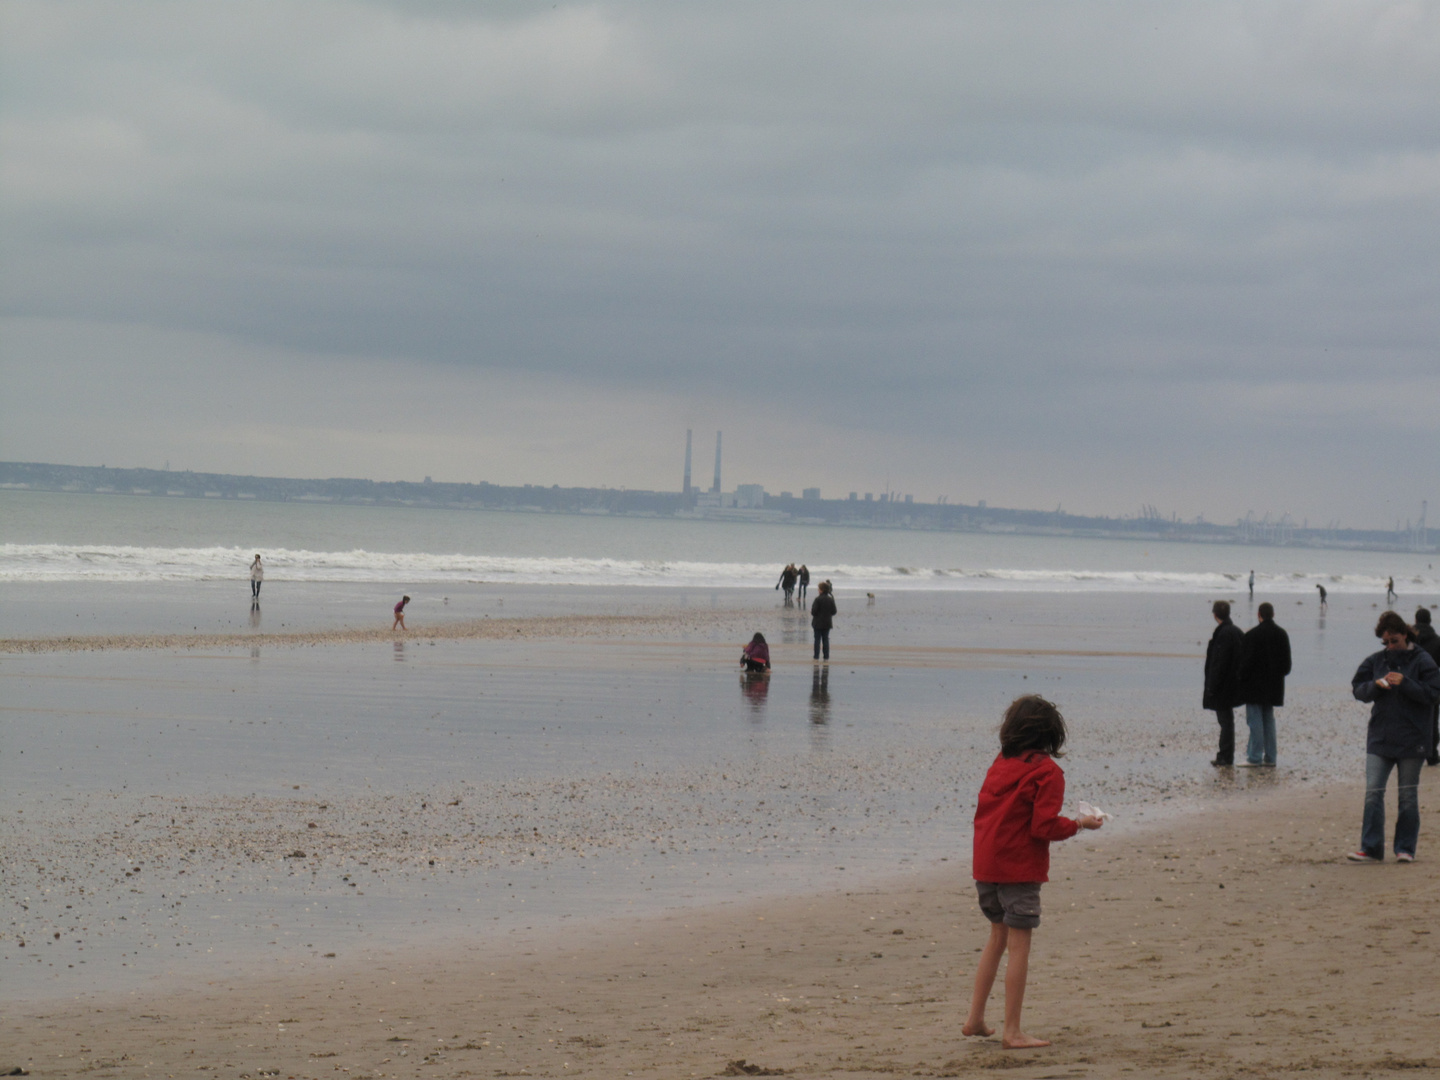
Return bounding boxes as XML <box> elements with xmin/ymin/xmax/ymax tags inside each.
<box><xmin>963</xmin><ymin>695</ymin><xmax>1103</xmax><ymax>1049</ymax></box>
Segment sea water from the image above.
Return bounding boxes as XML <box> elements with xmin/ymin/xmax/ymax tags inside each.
<box><xmin>2</xmin><ymin>489</ymin><xmax>1436</xmax><ymax>1002</ymax></box>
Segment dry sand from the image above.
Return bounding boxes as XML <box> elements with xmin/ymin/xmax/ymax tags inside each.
<box><xmin>5</xmin><ymin>780</ymin><xmax>1437</xmax><ymax>1079</ymax></box>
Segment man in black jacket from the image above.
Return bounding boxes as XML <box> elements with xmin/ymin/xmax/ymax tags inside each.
<box><xmin>1415</xmin><ymin>608</ymin><xmax>1440</xmax><ymax>766</ymax></box>
<box><xmin>1203</xmin><ymin>599</ymin><xmax>1245</xmax><ymax>766</ymax></box>
<box><xmin>1237</xmin><ymin>602</ymin><xmax>1292</xmax><ymax>767</ymax></box>
<box><xmin>810</xmin><ymin>580</ymin><xmax>837</xmax><ymax>661</ymax></box>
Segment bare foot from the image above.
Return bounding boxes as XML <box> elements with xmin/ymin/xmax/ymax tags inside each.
<box><xmin>1002</xmin><ymin>1033</ymin><xmax>1051</xmax><ymax>1049</ymax></box>
<box><xmin>961</xmin><ymin>1021</ymin><xmax>994</xmax><ymax>1037</ymax></box>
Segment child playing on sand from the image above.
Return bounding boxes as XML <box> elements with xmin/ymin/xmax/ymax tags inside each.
<box><xmin>740</xmin><ymin>632</ymin><xmax>771</xmax><ymax>672</ymax></box>
<box><xmin>964</xmin><ymin>695</ymin><xmax>1103</xmax><ymax>1049</ymax></box>
<box><xmin>393</xmin><ymin>595</ymin><xmax>410</xmax><ymax>630</ymax></box>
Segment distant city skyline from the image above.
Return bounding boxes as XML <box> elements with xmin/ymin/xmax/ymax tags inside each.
<box><xmin>2</xmin><ymin>3</ymin><xmax>1436</xmax><ymax>528</ymax></box>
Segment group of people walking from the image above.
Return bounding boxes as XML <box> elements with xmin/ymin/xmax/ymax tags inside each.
<box><xmin>1204</xmin><ymin>594</ymin><xmax>1440</xmax><ymax>863</ymax></box>
<box><xmin>776</xmin><ymin>563</ymin><xmax>810</xmax><ymax>603</ymax></box>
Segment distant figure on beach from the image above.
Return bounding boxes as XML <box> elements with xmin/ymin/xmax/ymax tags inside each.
<box><xmin>1248</xmin><ymin>570</ymin><xmax>1255</xmax><ymax>599</ymax></box>
<box><xmin>1203</xmin><ymin>600</ymin><xmax>1245</xmax><ymax>767</ymax></box>
<box><xmin>1387</xmin><ymin>576</ymin><xmax>1397</xmax><ymax>603</ymax></box>
<box><xmin>810</xmin><ymin>580</ymin><xmax>837</xmax><ymax>661</ymax></box>
<box><xmin>1346</xmin><ymin>611</ymin><xmax>1440</xmax><ymax>862</ymax></box>
<box><xmin>1316</xmin><ymin>583</ymin><xmax>1327</xmax><ymax>611</ymax></box>
<box><xmin>393</xmin><ymin>595</ymin><xmax>410</xmax><ymax>631</ymax></box>
<box><xmin>250</xmin><ymin>554</ymin><xmax>264</xmax><ymax>600</ymax></box>
<box><xmin>796</xmin><ymin>564</ymin><xmax>810</xmax><ymax>603</ymax></box>
<box><xmin>740</xmin><ymin>632</ymin><xmax>771</xmax><ymax>673</ymax></box>
<box><xmin>1413</xmin><ymin>608</ymin><xmax>1440</xmax><ymax>767</ymax></box>
<box><xmin>776</xmin><ymin>563</ymin><xmax>798</xmax><ymax>603</ymax></box>
<box><xmin>963</xmin><ymin>695</ymin><xmax>1103</xmax><ymax>1049</ymax></box>
<box><xmin>1237</xmin><ymin>602</ymin><xmax>1291</xmax><ymax>767</ymax></box>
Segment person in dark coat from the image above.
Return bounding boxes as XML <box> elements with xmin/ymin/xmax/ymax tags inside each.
<box><xmin>810</xmin><ymin>580</ymin><xmax>837</xmax><ymax>661</ymax></box>
<box><xmin>1203</xmin><ymin>599</ymin><xmax>1245</xmax><ymax>766</ymax></box>
<box><xmin>1414</xmin><ymin>608</ymin><xmax>1440</xmax><ymax>766</ymax></box>
<box><xmin>1237</xmin><ymin>602</ymin><xmax>1291</xmax><ymax>767</ymax></box>
<box><xmin>776</xmin><ymin>563</ymin><xmax>798</xmax><ymax>603</ymax></box>
<box><xmin>1346</xmin><ymin>610</ymin><xmax>1440</xmax><ymax>861</ymax></box>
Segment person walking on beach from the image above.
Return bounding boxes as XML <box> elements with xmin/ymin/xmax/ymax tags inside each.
<box><xmin>776</xmin><ymin>563</ymin><xmax>798</xmax><ymax>603</ymax></box>
<box><xmin>1346</xmin><ymin>611</ymin><xmax>1440</xmax><ymax>862</ymax></box>
<box><xmin>392</xmin><ymin>595</ymin><xmax>410</xmax><ymax>631</ymax></box>
<box><xmin>810</xmin><ymin>579</ymin><xmax>837</xmax><ymax>661</ymax></box>
<box><xmin>1413</xmin><ymin>608</ymin><xmax>1440</xmax><ymax>766</ymax></box>
<box><xmin>1316</xmin><ymin>583</ymin><xmax>1328</xmax><ymax>611</ymax></box>
<box><xmin>1387</xmin><ymin>576</ymin><xmax>1397</xmax><ymax>603</ymax></box>
<box><xmin>797</xmin><ymin>564</ymin><xmax>810</xmax><ymax>603</ymax></box>
<box><xmin>1237</xmin><ymin>602</ymin><xmax>1291</xmax><ymax>767</ymax></box>
<box><xmin>1203</xmin><ymin>600</ymin><xmax>1245</xmax><ymax>767</ymax></box>
<box><xmin>1248</xmin><ymin>570</ymin><xmax>1255</xmax><ymax>600</ymax></box>
<box><xmin>250</xmin><ymin>554</ymin><xmax>264</xmax><ymax>601</ymax></box>
<box><xmin>963</xmin><ymin>695</ymin><xmax>1103</xmax><ymax>1049</ymax></box>
<box><xmin>740</xmin><ymin>632</ymin><xmax>771</xmax><ymax>673</ymax></box>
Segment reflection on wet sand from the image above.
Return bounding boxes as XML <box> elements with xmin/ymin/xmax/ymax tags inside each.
<box><xmin>740</xmin><ymin>669</ymin><xmax>769</xmax><ymax>716</ymax></box>
<box><xmin>394</xmin><ymin>640</ymin><xmax>406</xmax><ymax>662</ymax></box>
<box><xmin>809</xmin><ymin>664</ymin><xmax>830</xmax><ymax>726</ymax></box>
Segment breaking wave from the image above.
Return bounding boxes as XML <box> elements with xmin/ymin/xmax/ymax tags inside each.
<box><xmin>0</xmin><ymin>544</ymin><xmax>1427</xmax><ymax>594</ymax></box>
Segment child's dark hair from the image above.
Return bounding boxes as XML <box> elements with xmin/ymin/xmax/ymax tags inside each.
<box><xmin>750</xmin><ymin>632</ymin><xmax>767</xmax><ymax>645</ymax></box>
<box><xmin>999</xmin><ymin>695</ymin><xmax>1067</xmax><ymax>758</ymax></box>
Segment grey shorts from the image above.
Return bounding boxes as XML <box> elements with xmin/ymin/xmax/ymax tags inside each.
<box><xmin>976</xmin><ymin>880</ymin><xmax>1042</xmax><ymax>929</ymax></box>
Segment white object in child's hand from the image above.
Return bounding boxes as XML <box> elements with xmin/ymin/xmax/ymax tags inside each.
<box><xmin>1077</xmin><ymin>801</ymin><xmax>1111</xmax><ymax>821</ymax></box>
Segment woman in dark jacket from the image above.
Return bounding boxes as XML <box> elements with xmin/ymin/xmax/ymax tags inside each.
<box><xmin>810</xmin><ymin>580</ymin><xmax>837</xmax><ymax>661</ymax></box>
<box><xmin>1347</xmin><ymin>610</ymin><xmax>1440</xmax><ymax>862</ymax></box>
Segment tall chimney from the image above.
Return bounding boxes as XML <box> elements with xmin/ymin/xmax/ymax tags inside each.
<box><xmin>712</xmin><ymin>431</ymin><xmax>722</xmax><ymax>494</ymax></box>
<box><xmin>683</xmin><ymin>429</ymin><xmax>692</xmax><ymax>498</ymax></box>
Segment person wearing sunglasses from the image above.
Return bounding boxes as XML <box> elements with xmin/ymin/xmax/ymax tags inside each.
<box><xmin>1348</xmin><ymin>610</ymin><xmax>1440</xmax><ymax>863</ymax></box>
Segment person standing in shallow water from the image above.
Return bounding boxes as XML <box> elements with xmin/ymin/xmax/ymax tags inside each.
<box><xmin>1237</xmin><ymin>602</ymin><xmax>1291</xmax><ymax>767</ymax></box>
<box><xmin>810</xmin><ymin>579</ymin><xmax>837</xmax><ymax>661</ymax></box>
<box><xmin>1203</xmin><ymin>600</ymin><xmax>1245</xmax><ymax>767</ymax></box>
<box><xmin>1316</xmin><ymin>583</ymin><xmax>1327</xmax><ymax>611</ymax></box>
<box><xmin>1387</xmin><ymin>577</ymin><xmax>1397</xmax><ymax>603</ymax></box>
<box><xmin>1347</xmin><ymin>610</ymin><xmax>1440</xmax><ymax>862</ymax></box>
<box><xmin>796</xmin><ymin>564</ymin><xmax>810</xmax><ymax>604</ymax></box>
<box><xmin>250</xmin><ymin>554</ymin><xmax>263</xmax><ymax>601</ymax></box>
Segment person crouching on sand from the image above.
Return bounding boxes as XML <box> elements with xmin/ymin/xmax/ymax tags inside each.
<box><xmin>393</xmin><ymin>595</ymin><xmax>410</xmax><ymax>631</ymax></box>
<box><xmin>964</xmin><ymin>695</ymin><xmax>1103</xmax><ymax>1049</ymax></box>
<box><xmin>740</xmin><ymin>632</ymin><xmax>771</xmax><ymax>673</ymax></box>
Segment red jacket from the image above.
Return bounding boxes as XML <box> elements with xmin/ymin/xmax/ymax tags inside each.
<box><xmin>972</xmin><ymin>751</ymin><xmax>1078</xmax><ymax>883</ymax></box>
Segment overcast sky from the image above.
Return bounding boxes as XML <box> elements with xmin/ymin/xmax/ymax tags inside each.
<box><xmin>2</xmin><ymin>1</ymin><xmax>1437</xmax><ymax>528</ymax></box>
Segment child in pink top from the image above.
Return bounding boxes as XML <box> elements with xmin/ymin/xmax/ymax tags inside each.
<box><xmin>392</xmin><ymin>595</ymin><xmax>410</xmax><ymax>630</ymax></box>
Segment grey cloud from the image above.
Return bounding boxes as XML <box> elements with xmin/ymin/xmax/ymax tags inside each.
<box><xmin>2</xmin><ymin>1</ymin><xmax>1438</xmax><ymax>523</ymax></box>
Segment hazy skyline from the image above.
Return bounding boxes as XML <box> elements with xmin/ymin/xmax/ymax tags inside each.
<box><xmin>2</xmin><ymin>2</ymin><xmax>1437</xmax><ymax>529</ymax></box>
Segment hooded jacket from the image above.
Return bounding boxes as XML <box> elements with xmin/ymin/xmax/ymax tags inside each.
<box><xmin>972</xmin><ymin>751</ymin><xmax>1078</xmax><ymax>883</ymax></box>
<box><xmin>1352</xmin><ymin>645</ymin><xmax>1440</xmax><ymax>758</ymax></box>
<box><xmin>1203</xmin><ymin>618</ymin><xmax>1245</xmax><ymax>710</ymax></box>
<box><xmin>1239</xmin><ymin>618</ymin><xmax>1291</xmax><ymax>707</ymax></box>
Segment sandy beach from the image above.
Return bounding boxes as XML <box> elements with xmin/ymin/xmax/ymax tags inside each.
<box><xmin>4</xmin><ymin>594</ymin><xmax>1436</xmax><ymax>1078</ymax></box>
<box><xmin>4</xmin><ymin>779</ymin><xmax>1437</xmax><ymax>1079</ymax></box>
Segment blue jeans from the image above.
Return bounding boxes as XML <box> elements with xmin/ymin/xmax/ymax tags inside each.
<box><xmin>813</xmin><ymin>627</ymin><xmax>830</xmax><ymax>660</ymax></box>
<box><xmin>1244</xmin><ymin>704</ymin><xmax>1276</xmax><ymax>765</ymax></box>
<box><xmin>1360</xmin><ymin>754</ymin><xmax>1423</xmax><ymax>859</ymax></box>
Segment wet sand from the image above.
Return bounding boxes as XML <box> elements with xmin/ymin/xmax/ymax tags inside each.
<box><xmin>4</xmin><ymin>596</ymin><xmax>1430</xmax><ymax>1077</ymax></box>
<box><xmin>4</xmin><ymin>780</ymin><xmax>1436</xmax><ymax>1079</ymax></box>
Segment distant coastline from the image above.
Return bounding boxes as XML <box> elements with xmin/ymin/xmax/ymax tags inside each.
<box><xmin>2</xmin><ymin>459</ymin><xmax>1432</xmax><ymax>554</ymax></box>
